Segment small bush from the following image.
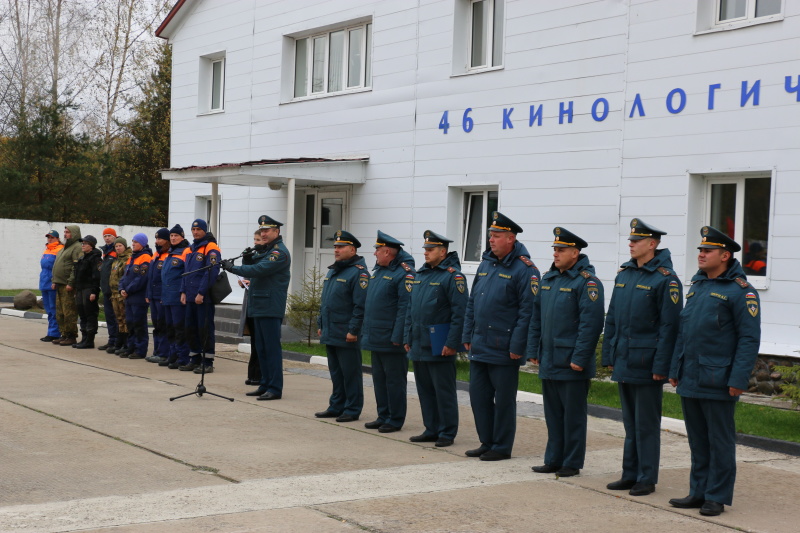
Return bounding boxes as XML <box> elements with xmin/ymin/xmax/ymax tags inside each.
<box><xmin>286</xmin><ymin>266</ymin><xmax>323</xmax><ymax>346</ymax></box>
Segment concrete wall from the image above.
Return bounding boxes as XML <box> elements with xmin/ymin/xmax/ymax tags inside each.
<box><xmin>1</xmin><ymin>219</ymin><xmax>160</xmax><ymax>290</ymax></box>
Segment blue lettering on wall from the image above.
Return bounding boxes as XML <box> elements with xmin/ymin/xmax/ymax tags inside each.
<box><xmin>439</xmin><ymin>110</ymin><xmax>450</xmax><ymax>134</ymax></box>
<box><xmin>503</xmin><ymin>107</ymin><xmax>514</xmax><ymax>129</ymax></box>
<box><xmin>463</xmin><ymin>108</ymin><xmax>474</xmax><ymax>133</ymax></box>
<box><xmin>786</xmin><ymin>76</ymin><xmax>800</xmax><ymax>101</ymax></box>
<box><xmin>666</xmin><ymin>88</ymin><xmax>686</xmax><ymax>114</ymax></box>
<box><xmin>708</xmin><ymin>83</ymin><xmax>721</xmax><ymax>110</ymax></box>
<box><xmin>741</xmin><ymin>80</ymin><xmax>761</xmax><ymax>107</ymax></box>
<box><xmin>591</xmin><ymin>98</ymin><xmax>609</xmax><ymax>121</ymax></box>
<box><xmin>629</xmin><ymin>93</ymin><xmax>645</xmax><ymax>118</ymax></box>
<box><xmin>529</xmin><ymin>105</ymin><xmax>543</xmax><ymax>126</ymax></box>
<box><xmin>559</xmin><ymin>101</ymin><xmax>573</xmax><ymax>124</ymax></box>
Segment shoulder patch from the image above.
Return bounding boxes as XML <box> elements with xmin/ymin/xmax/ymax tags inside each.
<box><xmin>735</xmin><ymin>277</ymin><xmax>750</xmax><ymax>289</ymax></box>
<box><xmin>354</xmin><ymin>264</ymin><xmax>365</xmax><ymax>270</ymax></box>
<box><xmin>519</xmin><ymin>256</ymin><xmax>533</xmax><ymax>267</ymax></box>
<box><xmin>657</xmin><ymin>267</ymin><xmax>672</xmax><ymax>276</ymax></box>
<box><xmin>580</xmin><ymin>270</ymin><xmax>592</xmax><ymax>279</ymax></box>
<box><xmin>400</xmin><ymin>262</ymin><xmax>412</xmax><ymax>272</ymax></box>
<box><xmin>447</xmin><ymin>267</ymin><xmax>456</xmax><ymax>273</ymax></box>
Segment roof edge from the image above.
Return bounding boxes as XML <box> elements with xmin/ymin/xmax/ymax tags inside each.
<box><xmin>156</xmin><ymin>0</ymin><xmax>188</xmax><ymax>40</ymax></box>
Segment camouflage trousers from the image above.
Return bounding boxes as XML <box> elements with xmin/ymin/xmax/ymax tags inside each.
<box><xmin>55</xmin><ymin>284</ymin><xmax>78</xmax><ymax>337</ymax></box>
<box><xmin>111</xmin><ymin>293</ymin><xmax>128</xmax><ymax>334</ymax></box>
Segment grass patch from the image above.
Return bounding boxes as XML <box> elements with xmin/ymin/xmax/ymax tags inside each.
<box><xmin>284</xmin><ymin>342</ymin><xmax>800</xmax><ymax>444</ymax></box>
<box><xmin>0</xmin><ymin>289</ymin><xmax>42</xmax><ymax>296</ymax></box>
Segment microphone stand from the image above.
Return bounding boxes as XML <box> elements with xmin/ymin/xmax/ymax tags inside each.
<box><xmin>169</xmin><ymin>251</ymin><xmax>248</xmax><ymax>402</ymax></box>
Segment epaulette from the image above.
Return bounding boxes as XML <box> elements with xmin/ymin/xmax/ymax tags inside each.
<box><xmin>447</xmin><ymin>267</ymin><xmax>458</xmax><ymax>274</ymax></box>
<box><xmin>617</xmin><ymin>267</ymin><xmax>625</xmax><ymax>273</ymax></box>
<box><xmin>580</xmin><ymin>270</ymin><xmax>592</xmax><ymax>279</ymax></box>
<box><xmin>734</xmin><ymin>277</ymin><xmax>750</xmax><ymax>289</ymax></box>
<box><xmin>354</xmin><ymin>264</ymin><xmax>365</xmax><ymax>270</ymax></box>
<box><xmin>657</xmin><ymin>267</ymin><xmax>671</xmax><ymax>276</ymax></box>
<box><xmin>519</xmin><ymin>256</ymin><xmax>534</xmax><ymax>267</ymax></box>
<box><xmin>400</xmin><ymin>262</ymin><xmax>413</xmax><ymax>272</ymax></box>
<box><xmin>273</xmin><ymin>244</ymin><xmax>279</xmax><ymax>249</ymax></box>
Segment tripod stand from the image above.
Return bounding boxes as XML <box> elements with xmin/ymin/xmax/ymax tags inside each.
<box><xmin>170</xmin><ymin>250</ymin><xmax>246</xmax><ymax>402</ymax></box>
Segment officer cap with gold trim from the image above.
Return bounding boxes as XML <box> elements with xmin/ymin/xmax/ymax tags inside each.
<box><xmin>489</xmin><ymin>211</ymin><xmax>523</xmax><ymax>234</ymax></box>
<box><xmin>422</xmin><ymin>230</ymin><xmax>453</xmax><ymax>249</ymax></box>
<box><xmin>257</xmin><ymin>215</ymin><xmax>283</xmax><ymax>229</ymax></box>
<box><xmin>374</xmin><ymin>230</ymin><xmax>403</xmax><ymax>249</ymax></box>
<box><xmin>333</xmin><ymin>230</ymin><xmax>361</xmax><ymax>248</ymax></box>
<box><xmin>552</xmin><ymin>227</ymin><xmax>588</xmax><ymax>249</ymax></box>
<box><xmin>628</xmin><ymin>218</ymin><xmax>666</xmax><ymax>241</ymax></box>
<box><xmin>698</xmin><ymin>225</ymin><xmax>741</xmax><ymax>253</ymax></box>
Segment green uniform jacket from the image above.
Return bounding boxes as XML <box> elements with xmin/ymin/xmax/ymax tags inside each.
<box><xmin>51</xmin><ymin>225</ymin><xmax>83</xmax><ymax>286</ymax></box>
<box><xmin>228</xmin><ymin>237</ymin><xmax>291</xmax><ymax>318</ymax></box>
<box><xmin>361</xmin><ymin>249</ymin><xmax>416</xmax><ymax>353</ymax></box>
<box><xmin>318</xmin><ymin>255</ymin><xmax>369</xmax><ymax>347</ymax></box>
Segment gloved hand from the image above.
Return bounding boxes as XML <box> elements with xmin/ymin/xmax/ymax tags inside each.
<box><xmin>221</xmin><ymin>259</ymin><xmax>234</xmax><ymax>271</ymax></box>
<box><xmin>242</xmin><ymin>247</ymin><xmax>255</xmax><ymax>257</ymax></box>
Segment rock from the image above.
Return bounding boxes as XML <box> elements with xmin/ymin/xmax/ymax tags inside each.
<box><xmin>767</xmin><ymin>359</ymin><xmax>779</xmax><ymax>370</ymax></box>
<box><xmin>748</xmin><ymin>377</ymin><xmax>757</xmax><ymax>388</ymax></box>
<box><xmin>773</xmin><ymin>383</ymin><xmax>783</xmax><ymax>395</ymax></box>
<box><xmin>748</xmin><ymin>385</ymin><xmax>758</xmax><ymax>393</ymax></box>
<box><xmin>770</xmin><ymin>372</ymin><xmax>782</xmax><ymax>381</ymax></box>
<box><xmin>37</xmin><ymin>298</ymin><xmax>44</xmax><ymax>308</ymax></box>
<box><xmin>13</xmin><ymin>290</ymin><xmax>37</xmax><ymax>310</ymax></box>
<box><xmin>756</xmin><ymin>381</ymin><xmax>775</xmax><ymax>395</ymax></box>
<box><xmin>755</xmin><ymin>370</ymin><xmax>771</xmax><ymax>382</ymax></box>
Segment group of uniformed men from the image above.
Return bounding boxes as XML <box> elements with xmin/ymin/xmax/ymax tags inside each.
<box><xmin>234</xmin><ymin>212</ymin><xmax>757</xmax><ymax>518</ymax></box>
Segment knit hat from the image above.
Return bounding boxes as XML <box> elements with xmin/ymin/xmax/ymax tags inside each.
<box><xmin>102</xmin><ymin>227</ymin><xmax>117</xmax><ymax>237</ymax></box>
<box><xmin>132</xmin><ymin>233</ymin><xmax>148</xmax><ymax>247</ymax></box>
<box><xmin>170</xmin><ymin>224</ymin><xmax>185</xmax><ymax>237</ymax></box>
<box><xmin>80</xmin><ymin>235</ymin><xmax>98</xmax><ymax>247</ymax></box>
<box><xmin>191</xmin><ymin>219</ymin><xmax>208</xmax><ymax>232</ymax></box>
<box><xmin>155</xmin><ymin>228</ymin><xmax>170</xmax><ymax>241</ymax></box>
<box><xmin>114</xmin><ymin>237</ymin><xmax>128</xmax><ymax>248</ymax></box>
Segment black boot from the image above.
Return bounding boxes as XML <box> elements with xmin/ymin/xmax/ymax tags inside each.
<box><xmin>72</xmin><ymin>331</ymin><xmax>87</xmax><ymax>348</ymax></box>
<box><xmin>113</xmin><ymin>333</ymin><xmax>127</xmax><ymax>354</ymax></box>
<box><xmin>76</xmin><ymin>333</ymin><xmax>95</xmax><ymax>349</ymax></box>
<box><xmin>98</xmin><ymin>337</ymin><xmax>115</xmax><ymax>350</ymax></box>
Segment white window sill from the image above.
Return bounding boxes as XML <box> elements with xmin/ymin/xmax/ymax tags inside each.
<box><xmin>284</xmin><ymin>87</ymin><xmax>372</xmax><ymax>104</ymax></box>
<box><xmin>451</xmin><ymin>65</ymin><xmax>504</xmax><ymax>78</ymax></box>
<box><xmin>695</xmin><ymin>14</ymin><xmax>783</xmax><ymax>35</ymax></box>
<box><xmin>197</xmin><ymin>109</ymin><xmax>225</xmax><ymax>116</ymax></box>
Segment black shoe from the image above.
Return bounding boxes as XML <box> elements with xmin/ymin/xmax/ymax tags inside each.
<box><xmin>178</xmin><ymin>363</ymin><xmax>199</xmax><ymax>371</ymax></box>
<box><xmin>556</xmin><ymin>467</ymin><xmax>580</xmax><ymax>477</ymax></box>
<box><xmin>378</xmin><ymin>424</ymin><xmax>400</xmax><ymax>433</ymax></box>
<box><xmin>669</xmin><ymin>495</ymin><xmax>705</xmax><ymax>509</ymax></box>
<box><xmin>465</xmin><ymin>446</ymin><xmax>490</xmax><ymax>458</ymax></box>
<box><xmin>409</xmin><ymin>434</ymin><xmax>438</xmax><ymax>443</ymax></box>
<box><xmin>246</xmin><ymin>388</ymin><xmax>268</xmax><ymax>397</ymax></box>
<box><xmin>607</xmin><ymin>479</ymin><xmax>637</xmax><ymax>491</ymax></box>
<box><xmin>194</xmin><ymin>365</ymin><xmax>213</xmax><ymax>374</ymax></box>
<box><xmin>107</xmin><ymin>346</ymin><xmax>118</xmax><ymax>354</ymax></box>
<box><xmin>245</xmin><ymin>379</ymin><xmax>259</xmax><ymax>386</ymax></box>
<box><xmin>335</xmin><ymin>414</ymin><xmax>359</xmax><ymax>423</ymax></box>
<box><xmin>364</xmin><ymin>419</ymin><xmax>384</xmax><ymax>429</ymax></box>
<box><xmin>41</xmin><ymin>336</ymin><xmax>58</xmax><ymax>342</ymax></box>
<box><xmin>128</xmin><ymin>352</ymin><xmax>145</xmax><ymax>360</ymax></box>
<box><xmin>257</xmin><ymin>392</ymin><xmax>281</xmax><ymax>401</ymax></box>
<box><xmin>532</xmin><ymin>464</ymin><xmax>561</xmax><ymax>473</ymax></box>
<box><xmin>480</xmin><ymin>450</ymin><xmax>510</xmax><ymax>461</ymax></box>
<box><xmin>315</xmin><ymin>410</ymin><xmax>340</xmax><ymax>418</ymax></box>
<box><xmin>158</xmin><ymin>358</ymin><xmax>173</xmax><ymax>367</ymax></box>
<box><xmin>97</xmin><ymin>342</ymin><xmax>111</xmax><ymax>350</ymax></box>
<box><xmin>145</xmin><ymin>355</ymin><xmax>160</xmax><ymax>363</ymax></box>
<box><xmin>434</xmin><ymin>438</ymin><xmax>454</xmax><ymax>447</ymax></box>
<box><xmin>629</xmin><ymin>483</ymin><xmax>655</xmax><ymax>496</ymax></box>
<box><xmin>52</xmin><ymin>337</ymin><xmax>65</xmax><ymax>344</ymax></box>
<box><xmin>168</xmin><ymin>362</ymin><xmax>180</xmax><ymax>369</ymax></box>
<box><xmin>699</xmin><ymin>501</ymin><xmax>724</xmax><ymax>516</ymax></box>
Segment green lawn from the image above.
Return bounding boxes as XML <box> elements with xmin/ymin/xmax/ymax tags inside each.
<box><xmin>283</xmin><ymin>342</ymin><xmax>800</xmax><ymax>444</ymax></box>
<box><xmin>0</xmin><ymin>289</ymin><xmax>42</xmax><ymax>296</ymax></box>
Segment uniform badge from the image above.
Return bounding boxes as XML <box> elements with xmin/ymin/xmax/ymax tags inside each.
<box><xmin>405</xmin><ymin>274</ymin><xmax>414</xmax><ymax>293</ymax></box>
<box><xmin>171</xmin><ymin>258</ymin><xmax>179</xmax><ymax>266</ymax></box>
<box><xmin>269</xmin><ymin>255</ymin><xmax>276</xmax><ymax>261</ymax></box>
<box><xmin>359</xmin><ymin>272</ymin><xmax>369</xmax><ymax>290</ymax></box>
<box><xmin>530</xmin><ymin>275</ymin><xmax>539</xmax><ymax>295</ymax></box>
<box><xmin>140</xmin><ymin>263</ymin><xmax>149</xmax><ymax>273</ymax></box>
<box><xmin>746</xmin><ymin>293</ymin><xmax>758</xmax><ymax>317</ymax></box>
<box><xmin>133</xmin><ymin>265</ymin><xmax>140</xmax><ymax>273</ymax></box>
<box><xmin>492</xmin><ymin>212</ymin><xmax>499</xmax><ymax>221</ymax></box>
<box><xmin>669</xmin><ymin>280</ymin><xmax>680</xmax><ymax>304</ymax></box>
<box><xmin>455</xmin><ymin>274</ymin><xmax>466</xmax><ymax>294</ymax></box>
<box><xmin>586</xmin><ymin>280</ymin><xmax>599</xmax><ymax>302</ymax></box>
<box><xmin>555</xmin><ymin>227</ymin><xmax>561</xmax><ymax>236</ymax></box>
<box><xmin>195</xmin><ymin>253</ymin><xmax>204</xmax><ymax>262</ymax></box>
<box><xmin>631</xmin><ymin>218</ymin><xmax>638</xmax><ymax>228</ymax></box>
<box><xmin>210</xmin><ymin>255</ymin><xmax>217</xmax><ymax>265</ymax></box>
<box><xmin>702</xmin><ymin>226</ymin><xmax>709</xmax><ymax>236</ymax></box>
<box><xmin>157</xmin><ymin>261</ymin><xmax>164</xmax><ymax>269</ymax></box>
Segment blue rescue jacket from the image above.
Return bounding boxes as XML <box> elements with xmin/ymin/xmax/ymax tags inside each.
<box><xmin>361</xmin><ymin>249</ymin><xmax>416</xmax><ymax>353</ymax></box>
<box><xmin>669</xmin><ymin>260</ymin><xmax>761</xmax><ymax>401</ymax></box>
<box><xmin>118</xmin><ymin>246</ymin><xmax>154</xmax><ymax>305</ymax></box>
<box><xmin>463</xmin><ymin>241</ymin><xmax>539</xmax><ymax>366</ymax></box>
<box><xmin>40</xmin><ymin>241</ymin><xmax>63</xmax><ymax>291</ymax></box>
<box><xmin>602</xmin><ymin>249</ymin><xmax>683</xmax><ymax>384</ymax></box>
<box><xmin>146</xmin><ymin>247</ymin><xmax>170</xmax><ymax>301</ymax></box>
<box><xmin>181</xmin><ymin>234</ymin><xmax>221</xmax><ymax>300</ymax></box>
<box><xmin>228</xmin><ymin>236</ymin><xmax>291</xmax><ymax>318</ymax></box>
<box><xmin>161</xmin><ymin>240</ymin><xmax>190</xmax><ymax>306</ymax></box>
<box><xmin>318</xmin><ymin>255</ymin><xmax>369</xmax><ymax>347</ymax></box>
<box><xmin>526</xmin><ymin>254</ymin><xmax>605</xmax><ymax>380</ymax></box>
<box><xmin>404</xmin><ymin>252</ymin><xmax>468</xmax><ymax>362</ymax></box>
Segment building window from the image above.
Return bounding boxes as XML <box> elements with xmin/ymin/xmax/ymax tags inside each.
<box><xmin>468</xmin><ymin>0</ymin><xmax>504</xmax><ymax>70</ymax></box>
<box><xmin>707</xmin><ymin>175</ymin><xmax>771</xmax><ymax>276</ymax></box>
<box><xmin>717</xmin><ymin>0</ymin><xmax>782</xmax><ymax>23</ymax></box>
<box><xmin>198</xmin><ymin>52</ymin><xmax>225</xmax><ymax>113</ymax></box>
<box><xmin>462</xmin><ymin>190</ymin><xmax>498</xmax><ymax>262</ymax></box>
<box><xmin>293</xmin><ymin>22</ymin><xmax>372</xmax><ymax>99</ymax></box>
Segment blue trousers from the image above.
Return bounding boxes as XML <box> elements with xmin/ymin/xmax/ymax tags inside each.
<box><xmin>371</xmin><ymin>351</ymin><xmax>408</xmax><ymax>428</ymax></box>
<box><xmin>681</xmin><ymin>396</ymin><xmax>738</xmax><ymax>506</ymax></box>
<box><xmin>469</xmin><ymin>361</ymin><xmax>519</xmax><ymax>455</ymax></box>
<box><xmin>254</xmin><ymin>317</ymin><xmax>283</xmax><ymax>395</ymax></box>
<box><xmin>186</xmin><ymin>299</ymin><xmax>215</xmax><ymax>363</ymax></box>
<box><xmin>619</xmin><ymin>382</ymin><xmax>663</xmax><ymax>485</ymax></box>
<box><xmin>42</xmin><ymin>289</ymin><xmax>59</xmax><ymax>337</ymax></box>
<box><xmin>102</xmin><ymin>292</ymin><xmax>118</xmax><ymax>343</ymax></box>
<box><xmin>412</xmin><ymin>360</ymin><xmax>458</xmax><ymax>441</ymax></box>
<box><xmin>325</xmin><ymin>344</ymin><xmax>363</xmax><ymax>417</ymax></box>
<box><xmin>542</xmin><ymin>379</ymin><xmax>590</xmax><ymax>469</ymax></box>
<box><xmin>124</xmin><ymin>301</ymin><xmax>149</xmax><ymax>356</ymax></box>
<box><xmin>164</xmin><ymin>304</ymin><xmax>189</xmax><ymax>365</ymax></box>
<box><xmin>149</xmin><ymin>299</ymin><xmax>168</xmax><ymax>358</ymax></box>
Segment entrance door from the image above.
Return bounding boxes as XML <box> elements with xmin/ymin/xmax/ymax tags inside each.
<box><xmin>302</xmin><ymin>190</ymin><xmax>348</xmax><ymax>275</ymax></box>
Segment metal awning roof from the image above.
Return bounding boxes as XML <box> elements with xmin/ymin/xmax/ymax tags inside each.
<box><xmin>159</xmin><ymin>156</ymin><xmax>369</xmax><ymax>187</ymax></box>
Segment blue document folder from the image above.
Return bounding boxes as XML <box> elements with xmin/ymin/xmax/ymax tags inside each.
<box><xmin>429</xmin><ymin>323</ymin><xmax>466</xmax><ymax>355</ymax></box>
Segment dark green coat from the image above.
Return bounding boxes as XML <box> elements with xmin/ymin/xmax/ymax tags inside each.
<box><xmin>228</xmin><ymin>237</ymin><xmax>291</xmax><ymax>318</ymax></box>
<box><xmin>361</xmin><ymin>249</ymin><xmax>415</xmax><ymax>353</ymax></box>
<box><xmin>318</xmin><ymin>255</ymin><xmax>369</xmax><ymax>347</ymax></box>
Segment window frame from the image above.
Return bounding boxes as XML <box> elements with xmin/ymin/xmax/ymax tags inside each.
<box><xmin>292</xmin><ymin>21</ymin><xmax>372</xmax><ymax>101</ymax></box>
<box><xmin>461</xmin><ymin>189</ymin><xmax>499</xmax><ymax>265</ymax></box>
<box><xmin>715</xmin><ymin>0</ymin><xmax>782</xmax><ymax>24</ymax></box>
<box><xmin>197</xmin><ymin>52</ymin><xmax>226</xmax><ymax>115</ymax></box>
<box><xmin>696</xmin><ymin>0</ymin><xmax>783</xmax><ymax>34</ymax></box>
<box><xmin>466</xmin><ymin>0</ymin><xmax>503</xmax><ymax>72</ymax></box>
<box><xmin>209</xmin><ymin>58</ymin><xmax>225</xmax><ymax>112</ymax></box>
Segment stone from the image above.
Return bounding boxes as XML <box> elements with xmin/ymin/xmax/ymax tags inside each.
<box><xmin>13</xmin><ymin>290</ymin><xmax>37</xmax><ymax>310</ymax></box>
<box><xmin>748</xmin><ymin>377</ymin><xmax>757</xmax><ymax>389</ymax></box>
<box><xmin>755</xmin><ymin>370</ymin><xmax>771</xmax><ymax>382</ymax></box>
<box><xmin>753</xmin><ymin>359</ymin><xmax>768</xmax><ymax>372</ymax></box>
<box><xmin>37</xmin><ymin>298</ymin><xmax>44</xmax><ymax>308</ymax></box>
<box><xmin>756</xmin><ymin>381</ymin><xmax>775</xmax><ymax>395</ymax></box>
<box><xmin>770</xmin><ymin>372</ymin><xmax>782</xmax><ymax>381</ymax></box>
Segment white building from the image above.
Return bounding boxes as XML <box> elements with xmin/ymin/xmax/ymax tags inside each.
<box><xmin>157</xmin><ymin>0</ymin><xmax>800</xmax><ymax>358</ymax></box>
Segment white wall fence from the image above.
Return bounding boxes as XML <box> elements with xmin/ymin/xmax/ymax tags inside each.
<box><xmin>0</xmin><ymin>218</ymin><xmax>160</xmax><ymax>290</ymax></box>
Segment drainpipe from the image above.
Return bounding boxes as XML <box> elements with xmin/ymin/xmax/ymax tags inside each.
<box><xmin>285</xmin><ymin>178</ymin><xmax>295</xmax><ymax>295</ymax></box>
